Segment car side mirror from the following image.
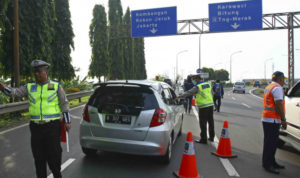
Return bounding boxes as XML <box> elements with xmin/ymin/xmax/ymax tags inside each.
<box><xmin>284</xmin><ymin>88</ymin><xmax>289</xmax><ymax>96</ymax></box>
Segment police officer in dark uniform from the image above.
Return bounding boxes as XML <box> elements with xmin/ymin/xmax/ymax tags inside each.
<box><xmin>0</xmin><ymin>60</ymin><xmax>71</xmax><ymax>178</ymax></box>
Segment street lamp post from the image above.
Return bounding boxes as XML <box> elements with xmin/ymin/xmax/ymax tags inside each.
<box><xmin>230</xmin><ymin>50</ymin><xmax>242</xmax><ymax>83</ymax></box>
<box><xmin>264</xmin><ymin>58</ymin><xmax>273</xmax><ymax>80</ymax></box>
<box><xmin>199</xmin><ymin>34</ymin><xmax>201</xmax><ymax>69</ymax></box>
<box><xmin>176</xmin><ymin>50</ymin><xmax>188</xmax><ymax>83</ymax></box>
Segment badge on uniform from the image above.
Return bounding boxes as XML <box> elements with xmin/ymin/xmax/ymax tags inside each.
<box><xmin>30</xmin><ymin>85</ymin><xmax>37</xmax><ymax>92</ymax></box>
<box><xmin>48</xmin><ymin>84</ymin><xmax>54</xmax><ymax>90</ymax></box>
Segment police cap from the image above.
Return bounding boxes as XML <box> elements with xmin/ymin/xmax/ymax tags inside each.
<box><xmin>31</xmin><ymin>60</ymin><xmax>50</xmax><ymax>71</ymax></box>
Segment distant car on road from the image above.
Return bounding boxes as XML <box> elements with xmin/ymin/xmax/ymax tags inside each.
<box><xmin>80</xmin><ymin>80</ymin><xmax>184</xmax><ymax>163</ymax></box>
<box><xmin>233</xmin><ymin>82</ymin><xmax>245</xmax><ymax>94</ymax></box>
<box><xmin>278</xmin><ymin>80</ymin><xmax>300</xmax><ymax>152</ymax></box>
<box><xmin>253</xmin><ymin>81</ymin><xmax>260</xmax><ymax>87</ymax></box>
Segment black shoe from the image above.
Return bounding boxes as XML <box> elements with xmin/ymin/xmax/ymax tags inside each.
<box><xmin>274</xmin><ymin>163</ymin><xmax>285</xmax><ymax>169</ymax></box>
<box><xmin>264</xmin><ymin>166</ymin><xmax>280</xmax><ymax>174</ymax></box>
<box><xmin>209</xmin><ymin>138</ymin><xmax>214</xmax><ymax>142</ymax></box>
<box><xmin>195</xmin><ymin>139</ymin><xmax>207</xmax><ymax>144</ymax></box>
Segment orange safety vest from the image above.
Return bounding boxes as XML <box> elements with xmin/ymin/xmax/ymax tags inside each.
<box><xmin>262</xmin><ymin>83</ymin><xmax>285</xmax><ymax>119</ymax></box>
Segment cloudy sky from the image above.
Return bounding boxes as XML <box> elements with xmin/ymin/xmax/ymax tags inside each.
<box><xmin>69</xmin><ymin>0</ymin><xmax>300</xmax><ymax>82</ymax></box>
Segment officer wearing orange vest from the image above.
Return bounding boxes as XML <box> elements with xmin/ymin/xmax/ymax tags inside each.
<box><xmin>262</xmin><ymin>71</ymin><xmax>287</xmax><ymax>174</ymax></box>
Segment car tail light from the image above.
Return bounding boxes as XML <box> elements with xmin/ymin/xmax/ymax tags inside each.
<box><xmin>150</xmin><ymin>109</ymin><xmax>167</xmax><ymax>127</ymax></box>
<box><xmin>83</xmin><ymin>104</ymin><xmax>90</xmax><ymax>122</ymax></box>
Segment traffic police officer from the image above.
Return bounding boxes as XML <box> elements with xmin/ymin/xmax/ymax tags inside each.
<box><xmin>0</xmin><ymin>59</ymin><xmax>71</xmax><ymax>178</ymax></box>
<box><xmin>176</xmin><ymin>74</ymin><xmax>215</xmax><ymax>144</ymax></box>
<box><xmin>261</xmin><ymin>71</ymin><xmax>287</xmax><ymax>174</ymax></box>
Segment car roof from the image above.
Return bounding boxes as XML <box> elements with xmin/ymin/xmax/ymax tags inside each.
<box><xmin>94</xmin><ymin>80</ymin><xmax>170</xmax><ymax>92</ymax></box>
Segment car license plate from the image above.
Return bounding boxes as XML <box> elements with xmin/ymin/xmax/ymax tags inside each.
<box><xmin>105</xmin><ymin>115</ymin><xmax>131</xmax><ymax>124</ymax></box>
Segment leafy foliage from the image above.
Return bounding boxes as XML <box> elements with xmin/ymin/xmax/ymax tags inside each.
<box><xmin>0</xmin><ymin>0</ymin><xmax>75</xmax><ymax>81</ymax></box>
<box><xmin>51</xmin><ymin>0</ymin><xmax>75</xmax><ymax>81</ymax></box>
<box><xmin>60</xmin><ymin>76</ymin><xmax>93</xmax><ymax>94</ymax></box>
<box><xmin>108</xmin><ymin>0</ymin><xmax>124</xmax><ymax>80</ymax></box>
<box><xmin>215</xmin><ymin>69</ymin><xmax>229</xmax><ymax>81</ymax></box>
<box><xmin>202</xmin><ymin>67</ymin><xmax>215</xmax><ymax>80</ymax></box>
<box><xmin>89</xmin><ymin>5</ymin><xmax>108</xmax><ymax>82</ymax></box>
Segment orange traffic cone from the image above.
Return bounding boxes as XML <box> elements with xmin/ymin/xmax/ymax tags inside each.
<box><xmin>192</xmin><ymin>95</ymin><xmax>196</xmax><ymax>106</ymax></box>
<box><xmin>211</xmin><ymin>120</ymin><xmax>237</xmax><ymax>158</ymax></box>
<box><xmin>174</xmin><ymin>132</ymin><xmax>200</xmax><ymax>178</ymax></box>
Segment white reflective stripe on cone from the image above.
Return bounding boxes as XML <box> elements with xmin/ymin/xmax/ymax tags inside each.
<box><xmin>183</xmin><ymin>141</ymin><xmax>195</xmax><ymax>155</ymax></box>
<box><xmin>221</xmin><ymin>128</ymin><xmax>229</xmax><ymax>138</ymax></box>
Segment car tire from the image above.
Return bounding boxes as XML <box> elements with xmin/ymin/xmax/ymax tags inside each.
<box><xmin>161</xmin><ymin>136</ymin><xmax>172</xmax><ymax>164</ymax></box>
<box><xmin>82</xmin><ymin>147</ymin><xmax>97</xmax><ymax>156</ymax></box>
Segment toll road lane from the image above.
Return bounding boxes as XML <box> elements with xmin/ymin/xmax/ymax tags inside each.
<box><xmin>1</xmin><ymin>99</ymin><xmax>300</xmax><ymax>178</ymax></box>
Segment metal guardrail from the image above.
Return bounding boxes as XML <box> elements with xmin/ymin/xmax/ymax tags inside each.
<box><xmin>0</xmin><ymin>91</ymin><xmax>94</xmax><ymax>115</ymax></box>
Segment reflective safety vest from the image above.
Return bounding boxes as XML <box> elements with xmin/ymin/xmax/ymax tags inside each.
<box><xmin>27</xmin><ymin>81</ymin><xmax>61</xmax><ymax>121</ymax></box>
<box><xmin>196</xmin><ymin>82</ymin><xmax>214</xmax><ymax>108</ymax></box>
<box><xmin>262</xmin><ymin>83</ymin><xmax>285</xmax><ymax>119</ymax></box>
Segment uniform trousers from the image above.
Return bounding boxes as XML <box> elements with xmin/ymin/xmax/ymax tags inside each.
<box><xmin>213</xmin><ymin>95</ymin><xmax>222</xmax><ymax>112</ymax></box>
<box><xmin>30</xmin><ymin>120</ymin><xmax>62</xmax><ymax>178</ymax></box>
<box><xmin>198</xmin><ymin>106</ymin><xmax>215</xmax><ymax>140</ymax></box>
<box><xmin>262</xmin><ymin>121</ymin><xmax>280</xmax><ymax>168</ymax></box>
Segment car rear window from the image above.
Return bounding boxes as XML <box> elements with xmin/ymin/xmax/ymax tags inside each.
<box><xmin>88</xmin><ymin>86</ymin><xmax>159</xmax><ymax>115</ymax></box>
<box><xmin>235</xmin><ymin>82</ymin><xmax>244</xmax><ymax>85</ymax></box>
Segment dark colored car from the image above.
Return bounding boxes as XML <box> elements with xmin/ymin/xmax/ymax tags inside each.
<box><xmin>253</xmin><ymin>81</ymin><xmax>260</xmax><ymax>87</ymax></box>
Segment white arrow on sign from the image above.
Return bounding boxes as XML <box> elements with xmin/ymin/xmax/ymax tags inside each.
<box><xmin>231</xmin><ymin>23</ymin><xmax>240</xmax><ymax>29</ymax></box>
<box><xmin>150</xmin><ymin>28</ymin><xmax>158</xmax><ymax>34</ymax></box>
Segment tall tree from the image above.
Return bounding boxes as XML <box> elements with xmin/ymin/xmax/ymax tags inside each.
<box><xmin>122</xmin><ymin>7</ymin><xmax>133</xmax><ymax>79</ymax></box>
<box><xmin>0</xmin><ymin>0</ymin><xmax>55</xmax><ymax>79</ymax></box>
<box><xmin>89</xmin><ymin>5</ymin><xmax>108</xmax><ymax>82</ymax></box>
<box><xmin>108</xmin><ymin>0</ymin><xmax>124</xmax><ymax>80</ymax></box>
<box><xmin>215</xmin><ymin>69</ymin><xmax>229</xmax><ymax>81</ymax></box>
<box><xmin>51</xmin><ymin>0</ymin><xmax>75</xmax><ymax>81</ymax></box>
<box><xmin>134</xmin><ymin>37</ymin><xmax>147</xmax><ymax>79</ymax></box>
<box><xmin>0</xmin><ymin>0</ymin><xmax>10</xmax><ymax>77</ymax></box>
<box><xmin>202</xmin><ymin>67</ymin><xmax>215</xmax><ymax>80</ymax></box>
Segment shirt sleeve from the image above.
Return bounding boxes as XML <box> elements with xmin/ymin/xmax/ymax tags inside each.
<box><xmin>3</xmin><ymin>85</ymin><xmax>28</xmax><ymax>98</ymax></box>
<box><xmin>57</xmin><ymin>85</ymin><xmax>69</xmax><ymax>112</ymax></box>
<box><xmin>178</xmin><ymin>86</ymin><xmax>198</xmax><ymax>98</ymax></box>
<box><xmin>271</xmin><ymin>86</ymin><xmax>284</xmax><ymax>101</ymax></box>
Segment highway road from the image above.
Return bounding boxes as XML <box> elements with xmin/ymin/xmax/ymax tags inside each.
<box><xmin>1</xmin><ymin>87</ymin><xmax>300</xmax><ymax>178</ymax></box>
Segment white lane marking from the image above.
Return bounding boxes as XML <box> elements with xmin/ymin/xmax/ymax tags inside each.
<box><xmin>192</xmin><ymin>106</ymin><xmax>240</xmax><ymax>177</ymax></box>
<box><xmin>249</xmin><ymin>88</ymin><xmax>263</xmax><ymax>100</ymax></box>
<box><xmin>242</xmin><ymin>103</ymin><xmax>251</xmax><ymax>108</ymax></box>
<box><xmin>0</xmin><ymin>123</ymin><xmax>28</xmax><ymax>135</ymax></box>
<box><xmin>47</xmin><ymin>158</ymin><xmax>76</xmax><ymax>178</ymax></box>
<box><xmin>232</xmin><ymin>97</ymin><xmax>236</xmax><ymax>100</ymax></box>
<box><xmin>0</xmin><ymin>104</ymin><xmax>85</xmax><ymax>135</ymax></box>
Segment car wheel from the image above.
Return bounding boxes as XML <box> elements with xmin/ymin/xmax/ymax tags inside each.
<box><xmin>82</xmin><ymin>146</ymin><xmax>97</xmax><ymax>156</ymax></box>
<box><xmin>161</xmin><ymin>136</ymin><xmax>172</xmax><ymax>164</ymax></box>
<box><xmin>178</xmin><ymin>114</ymin><xmax>183</xmax><ymax>137</ymax></box>
<box><xmin>277</xmin><ymin>139</ymin><xmax>285</xmax><ymax>148</ymax></box>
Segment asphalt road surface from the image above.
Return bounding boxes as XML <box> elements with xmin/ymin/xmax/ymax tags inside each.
<box><xmin>1</xmin><ymin>87</ymin><xmax>300</xmax><ymax>178</ymax></box>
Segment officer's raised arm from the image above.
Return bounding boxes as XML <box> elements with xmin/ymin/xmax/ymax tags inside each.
<box><xmin>0</xmin><ymin>82</ymin><xmax>28</xmax><ymax>98</ymax></box>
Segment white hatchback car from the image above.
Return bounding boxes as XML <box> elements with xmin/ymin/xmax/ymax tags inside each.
<box><xmin>80</xmin><ymin>80</ymin><xmax>185</xmax><ymax>163</ymax></box>
<box><xmin>233</xmin><ymin>82</ymin><xmax>245</xmax><ymax>94</ymax></box>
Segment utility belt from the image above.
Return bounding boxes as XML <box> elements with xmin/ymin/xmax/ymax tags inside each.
<box><xmin>31</xmin><ymin>119</ymin><xmax>60</xmax><ymax>125</ymax></box>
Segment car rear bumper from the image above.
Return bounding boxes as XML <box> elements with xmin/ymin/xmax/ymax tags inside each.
<box><xmin>80</xmin><ymin>125</ymin><xmax>170</xmax><ymax>156</ymax></box>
